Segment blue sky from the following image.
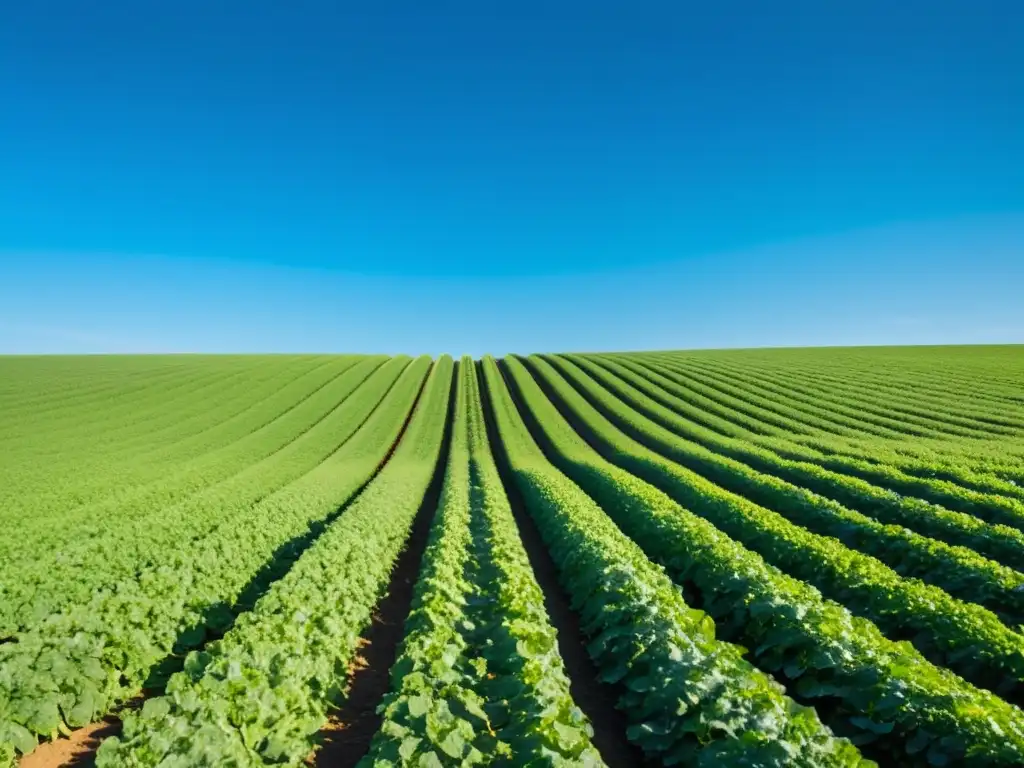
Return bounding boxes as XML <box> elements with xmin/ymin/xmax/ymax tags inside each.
<box><xmin>1</xmin><ymin>1</ymin><xmax>1022</xmax><ymax>355</ymax></box>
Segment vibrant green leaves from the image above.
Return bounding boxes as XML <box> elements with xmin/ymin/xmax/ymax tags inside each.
<box><xmin>94</xmin><ymin>357</ymin><xmax>454</xmax><ymax>767</ymax></box>
<box><xmin>483</xmin><ymin>357</ymin><xmax>867</xmax><ymax>766</ymax></box>
<box><xmin>361</xmin><ymin>359</ymin><xmax>600</xmax><ymax>766</ymax></box>
<box><xmin>521</xmin><ymin>353</ymin><xmax>1024</xmax><ymax>766</ymax></box>
<box><xmin>0</xmin><ymin>357</ymin><xmax>431</xmax><ymax>762</ymax></box>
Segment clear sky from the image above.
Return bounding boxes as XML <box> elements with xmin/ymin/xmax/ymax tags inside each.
<box><xmin>1</xmin><ymin>1</ymin><xmax>1022</xmax><ymax>355</ymax></box>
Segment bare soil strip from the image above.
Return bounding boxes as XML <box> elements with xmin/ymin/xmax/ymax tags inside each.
<box><xmin>18</xmin><ymin>696</ymin><xmax>148</xmax><ymax>768</ymax></box>
<box><xmin>17</xmin><ymin>366</ymin><xmax>435</xmax><ymax>768</ymax></box>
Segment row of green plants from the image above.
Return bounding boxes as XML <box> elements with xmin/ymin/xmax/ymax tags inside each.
<box><xmin>662</xmin><ymin>353</ymin><xmax>1024</xmax><ymax>435</ymax></box>
<box><xmin>481</xmin><ymin>357</ymin><xmax>868</xmax><ymax>766</ymax></box>
<box><xmin>2</xmin><ymin>355</ymin><xmax>291</xmax><ymax>454</ymax></box>
<box><xmin>634</xmin><ymin>354</ymin><xmax>901</xmax><ymax>440</ymax></box>
<box><xmin>513</xmin><ymin>353</ymin><xmax>1024</xmax><ymax>766</ymax></box>
<box><xmin>0</xmin><ymin>356</ymin><xmax>219</xmax><ymax>424</ymax></box>
<box><xmin>639</xmin><ymin>353</ymin><xmax>921</xmax><ymax>437</ymax></box>
<box><xmin>541</xmin><ymin>355</ymin><xmax>1024</xmax><ymax>699</ymax></box>
<box><xmin>641</xmin><ymin>352</ymin><xmax>1024</xmax><ymax>481</ymax></box>
<box><xmin>0</xmin><ymin>357</ymin><xmax>379</xmax><ymax>576</ymax></box>
<box><xmin>672</xmin><ymin>347</ymin><xmax>1024</xmax><ymax>411</ymax></box>
<box><xmin>632</xmin><ymin>351</ymin><xmax>923</xmax><ymax>439</ymax></box>
<box><xmin>0</xmin><ymin>355</ymin><xmax>190</xmax><ymax>404</ymax></box>
<box><xmin>361</xmin><ymin>359</ymin><xmax>600</xmax><ymax>766</ymax></box>
<box><xmin>0</xmin><ymin>357</ymin><xmax>352</xmax><ymax>527</ymax></box>
<box><xmin>0</xmin><ymin>358</ymin><xmax>432</xmax><ymax>765</ymax></box>
<box><xmin>621</xmin><ymin>353</ymin><xmax>1024</xmax><ymax>518</ymax></box>
<box><xmin>670</xmin><ymin>350</ymin><xmax>1024</xmax><ymax>428</ymax></box>
<box><xmin>0</xmin><ymin>357</ymin><xmax>252</xmax><ymax>435</ymax></box>
<box><xmin>94</xmin><ymin>357</ymin><xmax>454</xmax><ymax>767</ymax></box>
<box><xmin>790</xmin><ymin>430</ymin><xmax>1024</xmax><ymax>496</ymax></box>
<box><xmin>643</xmin><ymin>352</ymin><xmax>1014</xmax><ymax>440</ymax></box>
<box><xmin>572</xmin><ymin>355</ymin><xmax>1024</xmax><ymax>591</ymax></box>
<box><xmin>0</xmin><ymin>357</ymin><xmax>402</xmax><ymax>638</ymax></box>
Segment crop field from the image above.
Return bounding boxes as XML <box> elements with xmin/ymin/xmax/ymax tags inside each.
<box><xmin>3</xmin><ymin>346</ymin><xmax>1024</xmax><ymax>767</ymax></box>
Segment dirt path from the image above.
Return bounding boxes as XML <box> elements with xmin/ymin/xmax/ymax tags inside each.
<box><xmin>16</xmin><ymin>693</ymin><xmax>153</xmax><ymax>768</ymax></box>
<box><xmin>18</xmin><ymin>718</ymin><xmax>117</xmax><ymax>768</ymax></box>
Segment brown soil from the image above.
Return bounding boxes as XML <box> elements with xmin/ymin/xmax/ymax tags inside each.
<box><xmin>18</xmin><ymin>696</ymin><xmax>147</xmax><ymax>768</ymax></box>
<box><xmin>18</xmin><ymin>719</ymin><xmax>118</xmax><ymax>768</ymax></box>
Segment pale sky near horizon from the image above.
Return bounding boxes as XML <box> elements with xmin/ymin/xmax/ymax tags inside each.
<box><xmin>2</xmin><ymin>1</ymin><xmax>1022</xmax><ymax>355</ymax></box>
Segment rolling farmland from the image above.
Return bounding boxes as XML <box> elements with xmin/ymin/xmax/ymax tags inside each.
<box><xmin>2</xmin><ymin>347</ymin><xmax>1024</xmax><ymax>767</ymax></box>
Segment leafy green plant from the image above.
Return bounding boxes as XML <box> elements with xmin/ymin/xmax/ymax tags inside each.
<box><xmin>481</xmin><ymin>357</ymin><xmax>867</xmax><ymax>767</ymax></box>
<box><xmin>548</xmin><ymin>353</ymin><xmax>1024</xmax><ymax>696</ymax></box>
<box><xmin>0</xmin><ymin>357</ymin><xmax>431</xmax><ymax>763</ymax></box>
<box><xmin>0</xmin><ymin>356</ymin><xmax>385</xmax><ymax>636</ymax></box>
<box><xmin>591</xmin><ymin>353</ymin><xmax>1024</xmax><ymax>564</ymax></box>
<box><xmin>361</xmin><ymin>359</ymin><xmax>599</xmax><ymax>766</ymax></box>
<box><xmin>95</xmin><ymin>357</ymin><xmax>454</xmax><ymax>767</ymax></box>
<box><xmin>520</xmin><ymin>353</ymin><xmax>1024</xmax><ymax>766</ymax></box>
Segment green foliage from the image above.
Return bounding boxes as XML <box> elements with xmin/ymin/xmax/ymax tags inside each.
<box><xmin>548</xmin><ymin>354</ymin><xmax>1024</xmax><ymax>696</ymax></box>
<box><xmin>0</xmin><ymin>356</ymin><xmax>387</xmax><ymax>636</ymax></box>
<box><xmin>617</xmin><ymin>349</ymin><xmax>1024</xmax><ymax>494</ymax></box>
<box><xmin>520</xmin><ymin>353</ymin><xmax>1024</xmax><ymax>765</ymax></box>
<box><xmin>2</xmin><ymin>346</ymin><xmax>1023</xmax><ymax>767</ymax></box>
<box><xmin>590</xmin><ymin>353</ymin><xmax>1024</xmax><ymax>569</ymax></box>
<box><xmin>362</xmin><ymin>360</ymin><xmax>599</xmax><ymax>766</ymax></box>
<box><xmin>0</xmin><ymin>357</ymin><xmax>432</xmax><ymax>761</ymax></box>
<box><xmin>0</xmin><ymin>357</ymin><xmax>369</xmax><ymax>563</ymax></box>
<box><xmin>94</xmin><ymin>357</ymin><xmax>455</xmax><ymax>767</ymax></box>
<box><xmin>482</xmin><ymin>357</ymin><xmax>867</xmax><ymax>766</ymax></box>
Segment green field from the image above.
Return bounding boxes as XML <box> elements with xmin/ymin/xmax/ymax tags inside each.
<box><xmin>2</xmin><ymin>346</ymin><xmax>1024</xmax><ymax>767</ymax></box>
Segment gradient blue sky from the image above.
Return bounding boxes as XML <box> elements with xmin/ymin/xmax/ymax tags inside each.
<box><xmin>1</xmin><ymin>1</ymin><xmax>1022</xmax><ymax>355</ymax></box>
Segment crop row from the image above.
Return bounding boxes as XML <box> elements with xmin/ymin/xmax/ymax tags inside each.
<box><xmin>667</xmin><ymin>351</ymin><xmax>1024</xmax><ymax>426</ymax></box>
<box><xmin>644</xmin><ymin>352</ymin><xmax>1017</xmax><ymax>439</ymax></box>
<box><xmin>480</xmin><ymin>357</ymin><xmax>867</xmax><ymax>765</ymax></box>
<box><xmin>571</xmin><ymin>354</ymin><xmax>1024</xmax><ymax>576</ymax></box>
<box><xmin>0</xmin><ymin>357</ymin><xmax>380</xmax><ymax>573</ymax></box>
<box><xmin>1</xmin><ymin>356</ymin><xmax>288</xmax><ymax>452</ymax></box>
<box><xmin>0</xmin><ymin>357</ymin><xmax>209</xmax><ymax>417</ymax></box>
<box><xmin>361</xmin><ymin>358</ymin><xmax>600</xmax><ymax>765</ymax></box>
<box><xmin>510</xmin><ymin>353</ymin><xmax>1024</xmax><ymax>765</ymax></box>
<box><xmin>657</xmin><ymin>348</ymin><xmax>1024</xmax><ymax>415</ymax></box>
<box><xmin>538</xmin><ymin>355</ymin><xmax>1024</xmax><ymax>699</ymax></box>
<box><xmin>92</xmin><ymin>357</ymin><xmax>454</xmax><ymax>767</ymax></box>
<box><xmin>0</xmin><ymin>357</ymin><xmax>432</xmax><ymax>763</ymax></box>
<box><xmin>641</xmin><ymin>353</ymin><xmax>985</xmax><ymax>440</ymax></box>
<box><xmin>0</xmin><ymin>357</ymin><xmax>352</xmax><ymax>522</ymax></box>
<box><xmin>0</xmin><ymin>357</ymin><xmax>403</xmax><ymax>637</ymax></box>
<box><xmin>624</xmin><ymin>353</ymin><xmax>1024</xmax><ymax>503</ymax></box>
<box><xmin>0</xmin><ymin>358</ymin><xmax>249</xmax><ymax>435</ymax></box>
<box><xmin>663</xmin><ymin>353</ymin><xmax>1024</xmax><ymax>433</ymax></box>
<box><xmin>628</xmin><ymin>354</ymin><xmax>890</xmax><ymax>439</ymax></box>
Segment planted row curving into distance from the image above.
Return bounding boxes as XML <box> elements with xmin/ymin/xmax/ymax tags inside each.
<box><xmin>1</xmin><ymin>345</ymin><xmax>1022</xmax><ymax>767</ymax></box>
